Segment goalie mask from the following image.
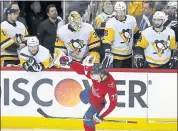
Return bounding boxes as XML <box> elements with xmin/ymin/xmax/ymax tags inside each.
<box><xmin>90</xmin><ymin>64</ymin><xmax>108</xmax><ymax>82</ymax></box>
<box><xmin>114</xmin><ymin>2</ymin><xmax>127</xmax><ymax>21</ymax></box>
<box><xmin>27</xmin><ymin>36</ymin><xmax>39</xmax><ymax>55</ymax></box>
<box><xmin>152</xmin><ymin>11</ymin><xmax>166</xmax><ymax>28</ymax></box>
<box><xmin>68</xmin><ymin>11</ymin><xmax>82</xmax><ymax>32</ymax></box>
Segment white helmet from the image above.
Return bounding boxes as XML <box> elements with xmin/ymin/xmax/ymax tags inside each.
<box><xmin>167</xmin><ymin>1</ymin><xmax>177</xmax><ymax>9</ymax></box>
<box><xmin>153</xmin><ymin>11</ymin><xmax>166</xmax><ymax>23</ymax></box>
<box><xmin>114</xmin><ymin>2</ymin><xmax>127</xmax><ymax>12</ymax></box>
<box><xmin>27</xmin><ymin>36</ymin><xmax>39</xmax><ymax>47</ymax></box>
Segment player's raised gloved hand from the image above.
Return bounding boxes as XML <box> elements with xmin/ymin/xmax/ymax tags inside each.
<box><xmin>82</xmin><ymin>55</ymin><xmax>95</xmax><ymax>66</ymax></box>
<box><xmin>92</xmin><ymin>113</ymin><xmax>103</xmax><ymax>125</ymax></box>
<box><xmin>60</xmin><ymin>56</ymin><xmax>72</xmax><ymax>66</ymax></box>
<box><xmin>134</xmin><ymin>54</ymin><xmax>145</xmax><ymax>68</ymax></box>
<box><xmin>169</xmin><ymin>56</ymin><xmax>178</xmax><ymax>69</ymax></box>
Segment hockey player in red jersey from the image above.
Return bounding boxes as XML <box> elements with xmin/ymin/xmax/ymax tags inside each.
<box><xmin>59</xmin><ymin>56</ymin><xmax>117</xmax><ymax>131</ymax></box>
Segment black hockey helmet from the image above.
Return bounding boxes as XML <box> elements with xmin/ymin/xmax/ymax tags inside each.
<box><xmin>91</xmin><ymin>64</ymin><xmax>108</xmax><ymax>76</ymax></box>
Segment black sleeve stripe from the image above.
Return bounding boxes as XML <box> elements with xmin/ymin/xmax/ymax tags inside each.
<box><xmin>89</xmin><ymin>40</ymin><xmax>101</xmax><ymax>46</ymax></box>
<box><xmin>54</xmin><ymin>46</ymin><xmax>67</xmax><ymax>49</ymax></box>
<box><xmin>89</xmin><ymin>46</ymin><xmax>100</xmax><ymax>52</ymax></box>
<box><xmin>112</xmin><ymin>53</ymin><xmax>132</xmax><ymax>57</ymax></box>
<box><xmin>0</xmin><ymin>38</ymin><xmax>11</xmax><ymax>46</ymax></box>
<box><xmin>20</xmin><ymin>53</ymin><xmax>31</xmax><ymax>58</ymax></box>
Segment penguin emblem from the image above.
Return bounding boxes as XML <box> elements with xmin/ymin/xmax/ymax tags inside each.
<box><xmin>119</xmin><ymin>29</ymin><xmax>132</xmax><ymax>46</ymax></box>
<box><xmin>69</xmin><ymin>39</ymin><xmax>85</xmax><ymax>55</ymax></box>
<box><xmin>152</xmin><ymin>40</ymin><xmax>168</xmax><ymax>57</ymax></box>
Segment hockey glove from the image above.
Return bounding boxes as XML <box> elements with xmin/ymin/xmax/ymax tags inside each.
<box><xmin>169</xmin><ymin>56</ymin><xmax>178</xmax><ymax>69</ymax></box>
<box><xmin>60</xmin><ymin>56</ymin><xmax>72</xmax><ymax>67</ymax></box>
<box><xmin>23</xmin><ymin>57</ymin><xmax>43</xmax><ymax>72</ymax></box>
<box><xmin>28</xmin><ymin>57</ymin><xmax>37</xmax><ymax>66</ymax></box>
<box><xmin>92</xmin><ymin>113</ymin><xmax>103</xmax><ymax>125</ymax></box>
<box><xmin>14</xmin><ymin>34</ymin><xmax>24</xmax><ymax>44</ymax></box>
<box><xmin>82</xmin><ymin>55</ymin><xmax>95</xmax><ymax>66</ymax></box>
<box><xmin>134</xmin><ymin>54</ymin><xmax>145</xmax><ymax>68</ymax></box>
<box><xmin>102</xmin><ymin>49</ymin><xmax>113</xmax><ymax>68</ymax></box>
<box><xmin>23</xmin><ymin>62</ymin><xmax>31</xmax><ymax>71</ymax></box>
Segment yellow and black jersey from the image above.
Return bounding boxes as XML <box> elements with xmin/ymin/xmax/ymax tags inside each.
<box><xmin>55</xmin><ymin>23</ymin><xmax>101</xmax><ymax>63</ymax></box>
<box><xmin>19</xmin><ymin>45</ymin><xmax>52</xmax><ymax>68</ymax></box>
<box><xmin>1</xmin><ymin>21</ymin><xmax>28</xmax><ymax>64</ymax></box>
<box><xmin>103</xmin><ymin>15</ymin><xmax>139</xmax><ymax>60</ymax></box>
<box><xmin>136</xmin><ymin>26</ymin><xmax>176</xmax><ymax>66</ymax></box>
<box><xmin>1</xmin><ymin>29</ymin><xmax>20</xmax><ymax>66</ymax></box>
<box><xmin>1</xmin><ymin>21</ymin><xmax>28</xmax><ymax>38</ymax></box>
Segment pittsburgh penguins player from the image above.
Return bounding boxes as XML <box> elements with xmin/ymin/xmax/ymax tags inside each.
<box><xmin>102</xmin><ymin>2</ymin><xmax>140</xmax><ymax>68</ymax></box>
<box><xmin>134</xmin><ymin>11</ymin><xmax>177</xmax><ymax>69</ymax></box>
<box><xmin>19</xmin><ymin>36</ymin><xmax>52</xmax><ymax>72</ymax></box>
<box><xmin>54</xmin><ymin>11</ymin><xmax>101</xmax><ymax>68</ymax></box>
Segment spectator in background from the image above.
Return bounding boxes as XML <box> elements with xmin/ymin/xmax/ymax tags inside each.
<box><xmin>164</xmin><ymin>1</ymin><xmax>178</xmax><ymax>47</ymax></box>
<box><xmin>136</xmin><ymin>1</ymin><xmax>155</xmax><ymax>31</ymax></box>
<box><xmin>37</xmin><ymin>4</ymin><xmax>64</xmax><ymax>57</ymax></box>
<box><xmin>3</xmin><ymin>2</ymin><xmax>28</xmax><ymax>29</ymax></box>
<box><xmin>27</xmin><ymin>1</ymin><xmax>44</xmax><ymax>35</ymax></box>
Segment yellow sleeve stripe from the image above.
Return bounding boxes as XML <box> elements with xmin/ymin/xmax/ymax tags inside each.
<box><xmin>135</xmin><ymin>35</ymin><xmax>149</xmax><ymax>48</ymax></box>
<box><xmin>89</xmin><ymin>51</ymin><xmax>100</xmax><ymax>63</ymax></box>
<box><xmin>20</xmin><ymin>57</ymin><xmax>27</xmax><ymax>66</ymax></box>
<box><xmin>89</xmin><ymin>43</ymin><xmax>100</xmax><ymax>50</ymax></box>
<box><xmin>103</xmin><ymin>28</ymin><xmax>115</xmax><ymax>45</ymax></box>
<box><xmin>25</xmin><ymin>29</ymin><xmax>29</xmax><ymax>36</ymax></box>
<box><xmin>42</xmin><ymin>56</ymin><xmax>51</xmax><ymax>68</ymax></box>
<box><xmin>54</xmin><ymin>46</ymin><xmax>67</xmax><ymax>54</ymax></box>
<box><xmin>134</xmin><ymin>25</ymin><xmax>139</xmax><ymax>34</ymax></box>
<box><xmin>1</xmin><ymin>38</ymin><xmax>14</xmax><ymax>50</ymax></box>
<box><xmin>170</xmin><ymin>36</ymin><xmax>177</xmax><ymax>49</ymax></box>
<box><xmin>102</xmin><ymin>40</ymin><xmax>112</xmax><ymax>45</ymax></box>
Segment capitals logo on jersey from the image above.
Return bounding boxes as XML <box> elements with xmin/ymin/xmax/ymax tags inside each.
<box><xmin>119</xmin><ymin>29</ymin><xmax>132</xmax><ymax>46</ymax></box>
<box><xmin>152</xmin><ymin>40</ymin><xmax>169</xmax><ymax>57</ymax></box>
<box><xmin>91</xmin><ymin>86</ymin><xmax>101</xmax><ymax>98</ymax></box>
<box><xmin>108</xmin><ymin>82</ymin><xmax>115</xmax><ymax>88</ymax></box>
<box><xmin>68</xmin><ymin>39</ymin><xmax>85</xmax><ymax>55</ymax></box>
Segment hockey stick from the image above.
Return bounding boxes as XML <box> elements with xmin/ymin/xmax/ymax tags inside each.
<box><xmin>37</xmin><ymin>108</ymin><xmax>137</xmax><ymax>124</ymax></box>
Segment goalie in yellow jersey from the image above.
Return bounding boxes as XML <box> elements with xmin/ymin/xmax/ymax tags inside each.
<box><xmin>53</xmin><ymin>11</ymin><xmax>101</xmax><ymax>68</ymax></box>
<box><xmin>134</xmin><ymin>11</ymin><xmax>178</xmax><ymax>69</ymax></box>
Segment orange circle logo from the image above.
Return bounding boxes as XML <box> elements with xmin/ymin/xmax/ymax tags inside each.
<box><xmin>55</xmin><ymin>79</ymin><xmax>83</xmax><ymax>107</ymax></box>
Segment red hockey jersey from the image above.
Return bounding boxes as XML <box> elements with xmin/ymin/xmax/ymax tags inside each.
<box><xmin>71</xmin><ymin>62</ymin><xmax>117</xmax><ymax>118</ymax></box>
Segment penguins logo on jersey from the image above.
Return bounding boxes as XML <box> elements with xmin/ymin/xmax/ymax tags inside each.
<box><xmin>69</xmin><ymin>39</ymin><xmax>85</xmax><ymax>55</ymax></box>
<box><xmin>119</xmin><ymin>29</ymin><xmax>132</xmax><ymax>46</ymax></box>
<box><xmin>152</xmin><ymin>40</ymin><xmax>169</xmax><ymax>57</ymax></box>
